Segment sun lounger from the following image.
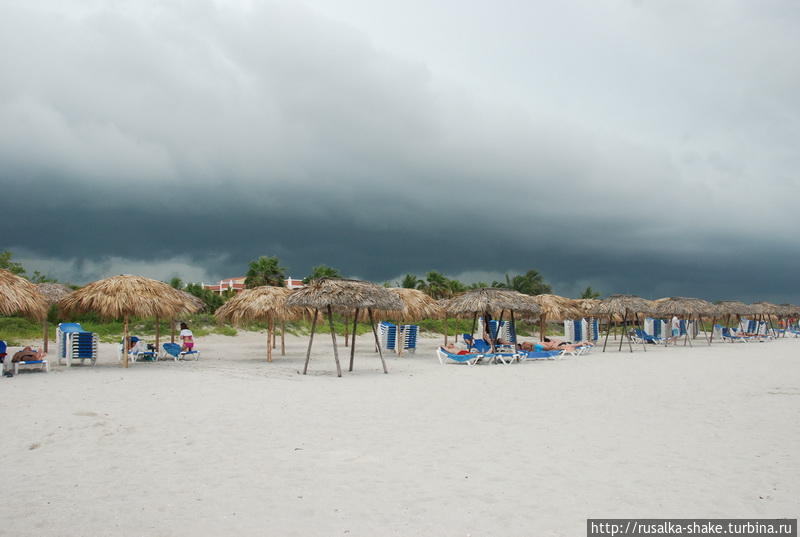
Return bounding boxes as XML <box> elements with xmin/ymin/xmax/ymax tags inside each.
<box><xmin>6</xmin><ymin>346</ymin><xmax>49</xmax><ymax>374</ymax></box>
<box><xmin>631</xmin><ymin>329</ymin><xmax>668</xmax><ymax>345</ymax></box>
<box><xmin>162</xmin><ymin>342</ymin><xmax>200</xmax><ymax>361</ymax></box>
<box><xmin>119</xmin><ymin>337</ymin><xmax>158</xmax><ymax>363</ymax></box>
<box><xmin>721</xmin><ymin>328</ymin><xmax>754</xmax><ymax>342</ymax></box>
<box><xmin>436</xmin><ymin>347</ymin><xmax>484</xmax><ymax>366</ymax></box>
<box><xmin>518</xmin><ymin>350</ymin><xmax>562</xmax><ymax>361</ymax></box>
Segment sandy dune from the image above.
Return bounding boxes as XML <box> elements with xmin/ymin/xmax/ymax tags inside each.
<box><xmin>1</xmin><ymin>332</ymin><xmax>798</xmax><ymax>536</ymax></box>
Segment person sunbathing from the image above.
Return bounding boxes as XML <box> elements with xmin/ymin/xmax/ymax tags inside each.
<box><xmin>11</xmin><ymin>346</ymin><xmax>46</xmax><ymax>363</ymax></box>
<box><xmin>518</xmin><ymin>339</ymin><xmax>589</xmax><ymax>353</ymax></box>
<box><xmin>442</xmin><ymin>343</ymin><xmax>474</xmax><ymax>355</ymax></box>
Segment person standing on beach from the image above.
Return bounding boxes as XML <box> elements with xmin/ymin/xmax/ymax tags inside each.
<box><xmin>179</xmin><ymin>322</ymin><xmax>194</xmax><ymax>352</ymax></box>
<box><xmin>671</xmin><ymin>315</ymin><xmax>680</xmax><ymax>343</ymax></box>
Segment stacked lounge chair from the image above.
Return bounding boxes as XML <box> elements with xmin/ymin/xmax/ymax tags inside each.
<box><xmin>56</xmin><ymin>322</ymin><xmax>98</xmax><ymax>367</ymax></box>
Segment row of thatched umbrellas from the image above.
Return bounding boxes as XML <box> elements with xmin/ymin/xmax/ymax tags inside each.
<box><xmin>2</xmin><ymin>268</ymin><xmax>799</xmax><ymax>372</ymax></box>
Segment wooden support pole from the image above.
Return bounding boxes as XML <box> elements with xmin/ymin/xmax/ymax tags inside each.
<box><xmin>539</xmin><ymin>314</ymin><xmax>546</xmax><ymax>342</ymax></box>
<box><xmin>602</xmin><ymin>316</ymin><xmax>612</xmax><ymax>352</ymax></box>
<box><xmin>303</xmin><ymin>309</ymin><xmax>319</xmax><ymax>375</ymax></box>
<box><xmin>281</xmin><ymin>320</ymin><xmax>286</xmax><ymax>355</ymax></box>
<box><xmin>369</xmin><ymin>308</ymin><xmax>388</xmax><ymax>374</ymax></box>
<box><xmin>155</xmin><ymin>315</ymin><xmax>161</xmax><ymax>353</ymax></box>
<box><xmin>42</xmin><ymin>320</ymin><xmax>49</xmax><ymax>353</ymax></box>
<box><xmin>171</xmin><ymin>319</ymin><xmax>176</xmax><ymax>344</ymax></box>
<box><xmin>267</xmin><ymin>315</ymin><xmax>274</xmax><ymax>362</ymax></box>
<box><xmin>344</xmin><ymin>315</ymin><xmax>350</xmax><ymax>348</ymax></box>
<box><xmin>443</xmin><ymin>315</ymin><xmax>448</xmax><ymax>346</ymax></box>
<box><xmin>684</xmin><ymin>315</ymin><xmax>692</xmax><ymax>347</ymax></box>
<box><xmin>123</xmin><ymin>314</ymin><xmax>130</xmax><ymax>368</ymax></box>
<box><xmin>349</xmin><ymin>308</ymin><xmax>359</xmax><ymax>372</ymax></box>
<box><xmin>327</xmin><ymin>305</ymin><xmax>342</xmax><ymax>377</ymax></box>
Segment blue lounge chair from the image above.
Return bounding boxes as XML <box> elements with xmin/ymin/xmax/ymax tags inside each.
<box><xmin>721</xmin><ymin>328</ymin><xmax>751</xmax><ymax>343</ymax></box>
<box><xmin>119</xmin><ymin>336</ymin><xmax>157</xmax><ymax>363</ymax></box>
<box><xmin>4</xmin><ymin>344</ymin><xmax>49</xmax><ymax>374</ymax></box>
<box><xmin>436</xmin><ymin>347</ymin><xmax>484</xmax><ymax>366</ymax></box>
<box><xmin>632</xmin><ymin>329</ymin><xmax>668</xmax><ymax>345</ymax></box>
<box><xmin>518</xmin><ymin>350</ymin><xmax>562</xmax><ymax>361</ymax></box>
<box><xmin>162</xmin><ymin>342</ymin><xmax>200</xmax><ymax>361</ymax></box>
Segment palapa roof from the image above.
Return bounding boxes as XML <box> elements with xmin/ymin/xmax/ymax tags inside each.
<box><xmin>445</xmin><ymin>288</ymin><xmax>541</xmax><ymax>316</ymax></box>
<box><xmin>284</xmin><ymin>278</ymin><xmax>403</xmax><ymax>311</ymax></box>
<box><xmin>778</xmin><ymin>303</ymin><xmax>800</xmax><ymax>316</ymax></box>
<box><xmin>574</xmin><ymin>298</ymin><xmax>601</xmax><ymax>313</ymax></box>
<box><xmin>527</xmin><ymin>294</ymin><xmax>582</xmax><ymax>321</ymax></box>
<box><xmin>652</xmin><ymin>297</ymin><xmax>716</xmax><ymax>316</ymax></box>
<box><xmin>590</xmin><ymin>294</ymin><xmax>654</xmax><ymax>316</ymax></box>
<box><xmin>0</xmin><ymin>269</ymin><xmax>48</xmax><ymax>320</ymax></box>
<box><xmin>36</xmin><ymin>282</ymin><xmax>73</xmax><ymax>305</ymax></box>
<box><xmin>382</xmin><ymin>288</ymin><xmax>444</xmax><ymax>321</ymax></box>
<box><xmin>714</xmin><ymin>300</ymin><xmax>756</xmax><ymax>315</ymax></box>
<box><xmin>177</xmin><ymin>290</ymin><xmax>205</xmax><ymax>313</ymax></box>
<box><xmin>215</xmin><ymin>286</ymin><xmax>303</xmax><ymax>325</ymax></box>
<box><xmin>751</xmin><ymin>301</ymin><xmax>780</xmax><ymax>315</ymax></box>
<box><xmin>58</xmin><ymin>275</ymin><xmax>199</xmax><ymax>320</ymax></box>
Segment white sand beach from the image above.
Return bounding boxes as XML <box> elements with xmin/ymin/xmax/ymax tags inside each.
<box><xmin>1</xmin><ymin>333</ymin><xmax>798</xmax><ymax>537</ymax></box>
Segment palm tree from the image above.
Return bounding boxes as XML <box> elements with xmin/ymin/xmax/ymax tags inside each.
<box><xmin>419</xmin><ymin>271</ymin><xmax>451</xmax><ymax>299</ymax></box>
<box><xmin>245</xmin><ymin>256</ymin><xmax>287</xmax><ymax>288</ymax></box>
<box><xmin>492</xmin><ymin>270</ymin><xmax>551</xmax><ymax>295</ymax></box>
<box><xmin>303</xmin><ymin>264</ymin><xmax>341</xmax><ymax>284</ymax></box>
<box><xmin>580</xmin><ymin>286</ymin><xmax>601</xmax><ymax>299</ymax></box>
<box><xmin>400</xmin><ymin>274</ymin><xmax>421</xmax><ymax>289</ymax></box>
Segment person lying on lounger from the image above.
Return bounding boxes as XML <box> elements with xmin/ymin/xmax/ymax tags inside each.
<box><xmin>442</xmin><ymin>343</ymin><xmax>475</xmax><ymax>355</ymax></box>
<box><xmin>11</xmin><ymin>346</ymin><xmax>46</xmax><ymax>363</ymax></box>
<box><xmin>518</xmin><ymin>339</ymin><xmax>589</xmax><ymax>353</ymax></box>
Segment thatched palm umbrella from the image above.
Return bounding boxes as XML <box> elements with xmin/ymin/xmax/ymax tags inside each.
<box><xmin>285</xmin><ymin>278</ymin><xmax>403</xmax><ymax>377</ymax></box>
<box><xmin>0</xmin><ymin>270</ymin><xmax>48</xmax><ymax>327</ymax></box>
<box><xmin>752</xmin><ymin>301</ymin><xmax>781</xmax><ymax>336</ymax></box>
<box><xmin>526</xmin><ymin>294</ymin><xmax>582</xmax><ymax>342</ymax></box>
<box><xmin>58</xmin><ymin>275</ymin><xmax>198</xmax><ymax>367</ymax></box>
<box><xmin>714</xmin><ymin>301</ymin><xmax>756</xmax><ymax>335</ymax></box>
<box><xmin>36</xmin><ymin>283</ymin><xmax>73</xmax><ymax>352</ymax></box>
<box><xmin>590</xmin><ymin>294</ymin><xmax>654</xmax><ymax>352</ymax></box>
<box><xmin>215</xmin><ymin>286</ymin><xmax>302</xmax><ymax>362</ymax></box>
<box><xmin>653</xmin><ymin>297</ymin><xmax>715</xmax><ymax>346</ymax></box>
<box><xmin>445</xmin><ymin>288</ymin><xmax>541</xmax><ymax>352</ymax></box>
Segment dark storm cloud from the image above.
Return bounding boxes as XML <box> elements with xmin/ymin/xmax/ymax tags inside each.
<box><xmin>1</xmin><ymin>0</ymin><xmax>799</xmax><ymax>302</ymax></box>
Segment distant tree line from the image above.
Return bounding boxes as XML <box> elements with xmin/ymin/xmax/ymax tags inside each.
<box><xmin>1</xmin><ymin>250</ymin><xmax>603</xmax><ymax>313</ymax></box>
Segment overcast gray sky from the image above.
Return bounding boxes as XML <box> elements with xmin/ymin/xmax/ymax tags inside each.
<box><xmin>1</xmin><ymin>0</ymin><xmax>798</xmax><ymax>301</ymax></box>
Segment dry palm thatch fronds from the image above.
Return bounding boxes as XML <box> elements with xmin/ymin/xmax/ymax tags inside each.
<box><xmin>527</xmin><ymin>294</ymin><xmax>582</xmax><ymax>321</ymax></box>
<box><xmin>590</xmin><ymin>294</ymin><xmax>654</xmax><ymax>317</ymax></box>
<box><xmin>653</xmin><ymin>297</ymin><xmax>716</xmax><ymax>317</ymax></box>
<box><xmin>574</xmin><ymin>298</ymin><xmax>601</xmax><ymax>314</ymax></box>
<box><xmin>177</xmin><ymin>290</ymin><xmax>205</xmax><ymax>313</ymax></box>
<box><xmin>382</xmin><ymin>288</ymin><xmax>444</xmax><ymax>322</ymax></box>
<box><xmin>285</xmin><ymin>278</ymin><xmax>404</xmax><ymax>377</ymax></box>
<box><xmin>0</xmin><ymin>269</ymin><xmax>48</xmax><ymax>320</ymax></box>
<box><xmin>778</xmin><ymin>303</ymin><xmax>800</xmax><ymax>316</ymax></box>
<box><xmin>285</xmin><ymin>278</ymin><xmax>402</xmax><ymax>311</ymax></box>
<box><xmin>36</xmin><ymin>283</ymin><xmax>73</xmax><ymax>305</ymax></box>
<box><xmin>714</xmin><ymin>301</ymin><xmax>755</xmax><ymax>316</ymax></box>
<box><xmin>751</xmin><ymin>301</ymin><xmax>780</xmax><ymax>315</ymax></box>
<box><xmin>445</xmin><ymin>288</ymin><xmax>541</xmax><ymax>316</ymax></box>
